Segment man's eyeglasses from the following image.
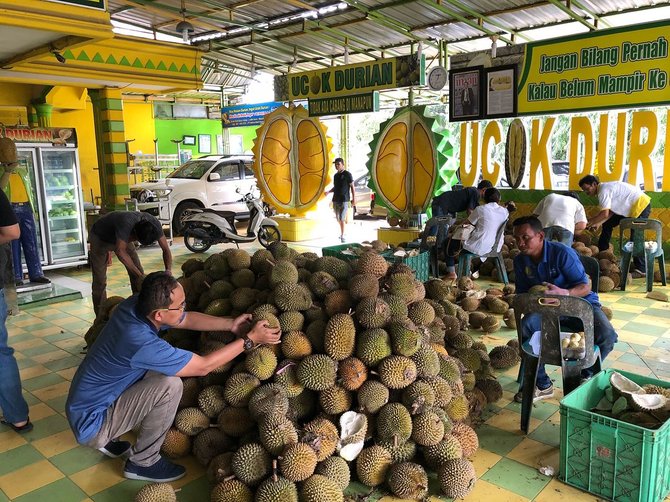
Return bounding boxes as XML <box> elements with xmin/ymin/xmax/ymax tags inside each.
<box><xmin>156</xmin><ymin>301</ymin><xmax>186</xmax><ymax>312</ymax></box>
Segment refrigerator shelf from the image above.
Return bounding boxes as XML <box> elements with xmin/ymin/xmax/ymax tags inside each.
<box><xmin>49</xmin><ymin>215</ymin><xmax>79</xmax><ymax>220</ymax></box>
<box><xmin>46</xmin><ymin>185</ymin><xmax>76</xmax><ymax>191</ymax></box>
<box><xmin>43</xmin><ymin>169</ymin><xmax>74</xmax><ymax>173</ymax></box>
<box><xmin>48</xmin><ymin>198</ymin><xmax>76</xmax><ymax>203</ymax></box>
<box><xmin>51</xmin><ymin>229</ymin><xmax>81</xmax><ymax>235</ymax></box>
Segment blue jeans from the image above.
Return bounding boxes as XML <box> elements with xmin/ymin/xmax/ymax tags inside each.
<box><xmin>0</xmin><ymin>289</ymin><xmax>30</xmax><ymax>424</ymax></box>
<box><xmin>544</xmin><ymin>226</ymin><xmax>574</xmax><ymax>246</ymax></box>
<box><xmin>521</xmin><ymin>306</ymin><xmax>617</xmax><ymax>389</ymax></box>
<box><xmin>11</xmin><ymin>203</ymin><xmax>44</xmax><ymax>281</ymax></box>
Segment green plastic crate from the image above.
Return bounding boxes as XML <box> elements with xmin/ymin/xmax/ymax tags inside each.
<box><xmin>321</xmin><ymin>243</ymin><xmax>365</xmax><ymax>262</ymax></box>
<box><xmin>559</xmin><ymin>369</ymin><xmax>670</xmax><ymax>502</ymax></box>
<box><xmin>382</xmin><ymin>250</ymin><xmax>430</xmax><ymax>282</ymax></box>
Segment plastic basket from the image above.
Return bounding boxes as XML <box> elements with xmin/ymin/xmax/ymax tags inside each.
<box><xmin>321</xmin><ymin>243</ymin><xmax>365</xmax><ymax>263</ymax></box>
<box><xmin>382</xmin><ymin>250</ymin><xmax>430</xmax><ymax>282</ymax></box>
<box><xmin>559</xmin><ymin>369</ymin><xmax>670</xmax><ymax>502</ymax></box>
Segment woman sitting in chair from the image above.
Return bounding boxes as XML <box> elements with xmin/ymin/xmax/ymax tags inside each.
<box><xmin>443</xmin><ymin>187</ymin><xmax>509</xmax><ymax>280</ymax></box>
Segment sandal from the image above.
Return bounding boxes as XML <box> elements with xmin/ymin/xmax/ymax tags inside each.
<box><xmin>1</xmin><ymin>419</ymin><xmax>33</xmax><ymax>433</ymax></box>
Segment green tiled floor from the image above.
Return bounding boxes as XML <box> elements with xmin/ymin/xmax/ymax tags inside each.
<box><xmin>0</xmin><ymin>240</ymin><xmax>669</xmax><ymax>501</ymax></box>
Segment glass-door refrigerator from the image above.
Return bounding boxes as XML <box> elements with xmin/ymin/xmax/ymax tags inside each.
<box><xmin>6</xmin><ymin>126</ymin><xmax>88</xmax><ymax>271</ymax></box>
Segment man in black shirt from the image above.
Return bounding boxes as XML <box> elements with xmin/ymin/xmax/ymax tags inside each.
<box><xmin>0</xmin><ymin>189</ymin><xmax>32</xmax><ymax>432</ymax></box>
<box><xmin>89</xmin><ymin>211</ymin><xmax>172</xmax><ymax>315</ymax></box>
<box><xmin>325</xmin><ymin>158</ymin><xmax>355</xmax><ymax>243</ymax></box>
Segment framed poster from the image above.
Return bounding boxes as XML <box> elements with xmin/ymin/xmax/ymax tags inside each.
<box><xmin>182</xmin><ymin>135</ymin><xmax>196</xmax><ymax>146</ymax></box>
<box><xmin>449</xmin><ymin>67</ymin><xmax>483</xmax><ymax>122</ymax></box>
<box><xmin>199</xmin><ymin>134</ymin><xmax>211</xmax><ymax>154</ymax></box>
<box><xmin>485</xmin><ymin>65</ymin><xmax>517</xmax><ymax>118</ymax></box>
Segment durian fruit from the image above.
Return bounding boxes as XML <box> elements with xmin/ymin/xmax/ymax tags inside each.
<box><xmin>245</xmin><ymin>345</ymin><xmax>278</xmax><ymax>380</ymax></box>
<box><xmin>424</xmin><ymin>376</ymin><xmax>454</xmax><ymax>408</ymax></box>
<box><xmin>411</xmin><ymin>410</ymin><xmax>445</xmax><ymax>446</ymax></box>
<box><xmin>278</xmin><ymin>311</ymin><xmax>305</xmax><ymax>332</ymax></box>
<box><xmin>451</xmin><ymin>422</ymin><xmax>479</xmax><ymax>458</ymax></box>
<box><xmin>259</xmin><ymin>414</ymin><xmax>298</xmax><ymax>455</ymax></box>
<box><xmin>324</xmin><ymin>289</ymin><xmax>353</xmax><ymax>316</ymax></box>
<box><xmin>193</xmin><ymin>428</ymin><xmax>233</xmax><ymax>466</ymax></box>
<box><xmin>446</xmin><ymin>394</ymin><xmax>470</xmax><ymax>422</ymax></box>
<box><xmin>378</xmin><ymin>439</ymin><xmax>417</xmax><ymax>463</ymax></box>
<box><xmin>223</xmin><ymin>372</ymin><xmax>261</xmax><ymax>406</ymax></box>
<box><xmin>278</xmin><ymin>442</ymin><xmax>318</xmax><ymax>482</ymax></box>
<box><xmin>211</xmin><ymin>478</ymin><xmax>253</xmax><ymax>502</ymax></box>
<box><xmin>378</xmin><ymin>355</ymin><xmax>418</xmax><ymax>389</ymax></box>
<box><xmin>387</xmin><ymin>462</ymin><xmax>429</xmax><ymax>500</ymax></box>
<box><xmin>161</xmin><ymin>427</ymin><xmax>191</xmax><ymax>458</ymax></box>
<box><xmin>299</xmin><ymin>474</ymin><xmax>344</xmax><ymax>502</ymax></box>
<box><xmin>459</xmin><ymin>296</ymin><xmax>480</xmax><ymax>312</ymax></box>
<box><xmin>355</xmin><ymin>445</ymin><xmax>393</xmax><ymax>487</ymax></box>
<box><xmin>255</xmin><ymin>472</ymin><xmax>298</xmax><ymax>502</ymax></box>
<box><xmin>308</xmin><ymin>271</ymin><xmax>340</xmax><ymax>299</ymax></box>
<box><xmin>227</xmin><ymin>249</ymin><xmax>252</xmax><ymax>270</ymax></box>
<box><xmin>438</xmin><ymin>458</ymin><xmax>477</xmax><ymax>499</ymax></box>
<box><xmin>231</xmin><ymin>442</ymin><xmax>272</xmax><ymax>486</ymax></box>
<box><xmin>349</xmin><ymin>273</ymin><xmax>380</xmax><ymax>300</ymax></box>
<box><xmin>480</xmin><ymin>314</ymin><xmax>501</xmax><ymax>333</ymax></box>
<box><xmin>476</xmin><ymin>378</ymin><xmax>504</xmax><ymax>404</ymax></box>
<box><xmin>134</xmin><ymin>483</ymin><xmax>176</xmax><ymax>502</ymax></box>
<box><xmin>503</xmin><ymin>308</ymin><xmax>516</xmax><ymax>329</ymax></box>
<box><xmin>280</xmin><ymin>330</ymin><xmax>312</xmax><ymax>360</ymax></box>
<box><xmin>355</xmin><ymin>297</ymin><xmax>391</xmax><ymax>329</ymax></box>
<box><xmin>197</xmin><ymin>385</ymin><xmax>226</xmax><ymax>418</ymax></box>
<box><xmin>599</xmin><ymin>276</ymin><xmax>615</xmax><ymax>292</ymax></box>
<box><xmin>380</xmin><ymin>293</ymin><xmax>409</xmax><ymax>319</ymax></box>
<box><xmin>457</xmin><ymin>276</ymin><xmax>474</xmax><ymax>291</ymax></box>
<box><xmin>408</xmin><ymin>300</ymin><xmax>436</xmax><ymax>326</ymax></box>
<box><xmin>489</xmin><ymin>345</ymin><xmax>521</xmax><ymax>369</ymax></box>
<box><xmin>315</xmin><ymin>456</ymin><xmax>350</xmax><ymax>490</ymax></box>
<box><xmin>274</xmin><ymin>360</ymin><xmax>304</xmax><ymax>397</ymax></box>
<box><xmin>288</xmin><ymin>389</ymin><xmax>317</xmax><ymax>422</ymax></box>
<box><xmin>248</xmin><ymin>384</ymin><xmax>289</xmax><ymax>420</ymax></box>
<box><xmin>387</xmin><ymin>320</ymin><xmax>421</xmax><ymax>357</ymax></box>
<box><xmin>356</xmin><ymin>252</ymin><xmax>389</xmax><ymax>278</ymax></box>
<box><xmin>469</xmin><ymin>311</ymin><xmax>487</xmax><ymax>330</ymax></box>
<box><xmin>297</xmin><ymin>354</ymin><xmax>337</xmax><ymax>391</ymax></box>
<box><xmin>411</xmin><ymin>344</ymin><xmax>440</xmax><ymax>378</ymax></box>
<box><xmin>356</xmin><ymin>328</ymin><xmax>392</xmax><ymax>367</ymax></box>
<box><xmin>319</xmin><ymin>385</ymin><xmax>352</xmax><ymax>415</ymax></box>
<box><xmin>422</xmin><ymin>434</ymin><xmax>463</xmax><ymax>468</ymax></box>
<box><xmin>324</xmin><ymin>313</ymin><xmax>356</xmax><ymax>360</ymax></box>
<box><xmin>402</xmin><ymin>380</ymin><xmax>436</xmax><ymax>414</ymax></box>
<box><xmin>337</xmin><ymin>357</ymin><xmax>368</xmax><ymax>391</ymax></box>
<box><xmin>303</xmin><ymin>417</ymin><xmax>339</xmax><ymax>461</ymax></box>
<box><xmin>207</xmin><ymin>452</ymin><xmax>233</xmax><ymax>483</ymax></box>
<box><xmin>376</xmin><ymin>402</ymin><xmax>413</xmax><ymax>443</ymax></box>
<box><xmin>357</xmin><ymin>380</ymin><xmax>390</xmax><ymax>413</ymax></box>
<box><xmin>274</xmin><ymin>282</ymin><xmax>312</xmax><ymax>311</ymax></box>
<box><xmin>174</xmin><ymin>407</ymin><xmax>209</xmax><ymax>436</ymax></box>
<box><xmin>270</xmin><ymin>260</ymin><xmax>299</xmax><ymax>287</ymax></box>
<box><xmin>178</xmin><ymin>377</ymin><xmax>200</xmax><ymax>409</ymax></box>
<box><xmin>217</xmin><ymin>406</ymin><xmax>255</xmax><ymax>437</ymax></box>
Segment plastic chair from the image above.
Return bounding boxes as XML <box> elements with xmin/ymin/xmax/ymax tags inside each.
<box><xmin>457</xmin><ymin>217</ymin><xmax>509</xmax><ymax>284</ymax></box>
<box><xmin>420</xmin><ymin>216</ymin><xmax>454</xmax><ymax>277</ymax></box>
<box><xmin>579</xmin><ymin>254</ymin><xmax>599</xmax><ymax>293</ymax></box>
<box><xmin>619</xmin><ymin>218</ymin><xmax>666</xmax><ymax>292</ymax></box>
<box><xmin>513</xmin><ymin>293</ymin><xmax>602</xmax><ymax>433</ymax></box>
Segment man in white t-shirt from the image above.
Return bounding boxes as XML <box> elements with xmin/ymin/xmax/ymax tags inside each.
<box><xmin>579</xmin><ymin>175</ymin><xmax>651</xmax><ymax>276</ymax></box>
<box><xmin>443</xmin><ymin>187</ymin><xmax>509</xmax><ymax>280</ymax></box>
<box><xmin>532</xmin><ymin>191</ymin><xmax>587</xmax><ymax>246</ymax></box>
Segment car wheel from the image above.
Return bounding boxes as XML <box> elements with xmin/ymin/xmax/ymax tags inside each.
<box><xmin>173</xmin><ymin>201</ymin><xmax>202</xmax><ymax>235</ymax></box>
<box><xmin>258</xmin><ymin>225</ymin><xmax>281</xmax><ymax>248</ymax></box>
<box><xmin>183</xmin><ymin>229</ymin><xmax>211</xmax><ymax>253</ymax></box>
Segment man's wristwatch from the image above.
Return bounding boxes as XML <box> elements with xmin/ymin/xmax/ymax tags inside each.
<box><xmin>242</xmin><ymin>335</ymin><xmax>255</xmax><ymax>351</ymax></box>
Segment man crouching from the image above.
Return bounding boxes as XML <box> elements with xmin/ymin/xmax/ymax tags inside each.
<box><xmin>66</xmin><ymin>271</ymin><xmax>280</xmax><ymax>482</ymax></box>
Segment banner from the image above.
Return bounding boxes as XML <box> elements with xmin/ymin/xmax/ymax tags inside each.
<box><xmin>518</xmin><ymin>20</ymin><xmax>670</xmax><ymax>115</ymax></box>
<box><xmin>308</xmin><ymin>92</ymin><xmax>379</xmax><ymax>117</ymax></box>
<box><xmin>274</xmin><ymin>54</ymin><xmax>425</xmax><ymax>101</ymax></box>
<box><xmin>47</xmin><ymin>0</ymin><xmax>106</xmax><ymax>9</ymax></box>
<box><xmin>221</xmin><ymin>102</ymin><xmax>283</xmax><ymax>128</ymax></box>
<box><xmin>0</xmin><ymin>127</ymin><xmax>77</xmax><ymax>145</ymax></box>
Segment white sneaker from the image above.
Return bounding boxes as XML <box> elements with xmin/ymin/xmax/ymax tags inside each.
<box><xmin>340</xmin><ymin>235</ymin><xmax>345</xmax><ymax>243</ymax></box>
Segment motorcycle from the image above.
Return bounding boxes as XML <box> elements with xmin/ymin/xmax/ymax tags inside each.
<box><xmin>181</xmin><ymin>191</ymin><xmax>281</xmax><ymax>253</ymax></box>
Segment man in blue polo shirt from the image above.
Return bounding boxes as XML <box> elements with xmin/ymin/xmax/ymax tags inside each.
<box><xmin>66</xmin><ymin>271</ymin><xmax>280</xmax><ymax>482</ymax></box>
<box><xmin>511</xmin><ymin>216</ymin><xmax>618</xmax><ymax>402</ymax></box>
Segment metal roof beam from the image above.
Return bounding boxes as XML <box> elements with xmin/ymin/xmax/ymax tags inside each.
<box><xmin>546</xmin><ymin>0</ymin><xmax>598</xmax><ymax>30</ymax></box>
<box><xmin>416</xmin><ymin>0</ymin><xmax>516</xmax><ymax>45</ymax></box>
<box><xmin>116</xmin><ymin>0</ymin><xmax>266</xmax><ymax>31</ymax></box>
<box><xmin>569</xmin><ymin>0</ymin><xmax>611</xmax><ymax>28</ymax></box>
<box><xmin>436</xmin><ymin>0</ymin><xmax>528</xmax><ymax>42</ymax></box>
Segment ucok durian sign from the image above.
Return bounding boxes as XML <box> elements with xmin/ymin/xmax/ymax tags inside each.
<box><xmin>518</xmin><ymin>20</ymin><xmax>670</xmax><ymax>115</ymax></box>
<box><xmin>274</xmin><ymin>54</ymin><xmax>425</xmax><ymax>102</ymax></box>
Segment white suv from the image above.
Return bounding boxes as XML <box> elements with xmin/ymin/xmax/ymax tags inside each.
<box><xmin>129</xmin><ymin>155</ymin><xmax>256</xmax><ymax>233</ymax></box>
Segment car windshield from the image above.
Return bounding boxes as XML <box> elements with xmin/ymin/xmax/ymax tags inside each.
<box><xmin>168</xmin><ymin>160</ymin><xmax>215</xmax><ymax>179</ymax></box>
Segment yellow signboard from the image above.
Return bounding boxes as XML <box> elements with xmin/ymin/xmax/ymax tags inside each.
<box><xmin>274</xmin><ymin>54</ymin><xmax>424</xmax><ymax>101</ymax></box>
<box><xmin>518</xmin><ymin>21</ymin><xmax>670</xmax><ymax>115</ymax></box>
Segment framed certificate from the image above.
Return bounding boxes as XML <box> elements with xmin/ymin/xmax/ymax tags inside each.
<box><xmin>198</xmin><ymin>134</ymin><xmax>211</xmax><ymax>154</ymax></box>
<box><xmin>449</xmin><ymin>67</ymin><xmax>483</xmax><ymax>122</ymax></box>
<box><xmin>485</xmin><ymin>65</ymin><xmax>517</xmax><ymax>118</ymax></box>
<box><xmin>182</xmin><ymin>135</ymin><xmax>196</xmax><ymax>146</ymax></box>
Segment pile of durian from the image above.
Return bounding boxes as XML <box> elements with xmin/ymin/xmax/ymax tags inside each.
<box><xmin>144</xmin><ymin>242</ymin><xmax>514</xmax><ymax>501</ymax></box>
<box><xmin>592</xmin><ymin>372</ymin><xmax>670</xmax><ymax>429</ymax></box>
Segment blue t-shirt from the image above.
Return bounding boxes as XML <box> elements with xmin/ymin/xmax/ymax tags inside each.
<box><xmin>513</xmin><ymin>240</ymin><xmax>600</xmax><ymax>307</ymax></box>
<box><xmin>66</xmin><ymin>296</ymin><xmax>192</xmax><ymax>443</ymax></box>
